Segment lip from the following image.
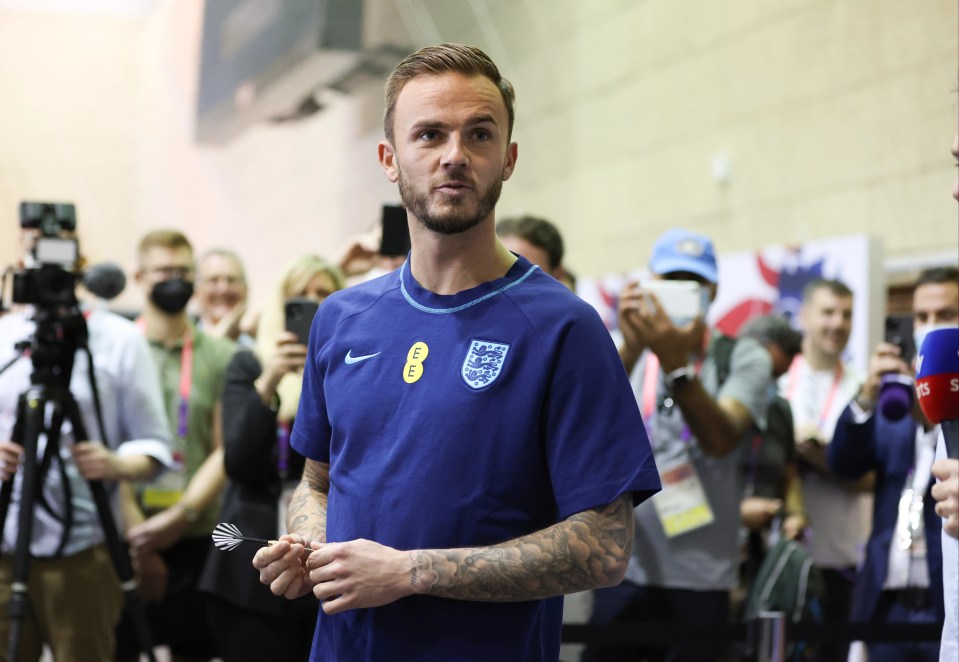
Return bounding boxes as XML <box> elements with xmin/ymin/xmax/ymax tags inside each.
<box><xmin>435</xmin><ymin>181</ymin><xmax>473</xmax><ymax>194</ymax></box>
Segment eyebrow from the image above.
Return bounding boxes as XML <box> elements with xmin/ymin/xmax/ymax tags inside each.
<box><xmin>410</xmin><ymin>115</ymin><xmax>499</xmax><ymax>134</ymax></box>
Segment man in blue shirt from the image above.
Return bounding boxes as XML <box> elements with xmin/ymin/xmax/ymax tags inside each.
<box><xmin>253</xmin><ymin>43</ymin><xmax>660</xmax><ymax>661</ymax></box>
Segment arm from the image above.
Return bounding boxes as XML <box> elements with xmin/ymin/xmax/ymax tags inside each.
<box><xmin>305</xmin><ymin>492</ymin><xmax>634</xmax><ymax>615</ymax></box>
<box><xmin>221</xmin><ymin>351</ymin><xmax>279</xmax><ymax>484</ymax></box>
<box><xmin>127</xmin><ymin>401</ymin><xmax>228</xmax><ymax>553</ymax></box>
<box><xmin>620</xmin><ymin>287</ymin><xmax>765</xmax><ymax>457</ymax></box>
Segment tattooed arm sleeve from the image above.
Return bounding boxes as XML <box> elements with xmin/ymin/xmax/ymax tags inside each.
<box><xmin>409</xmin><ymin>492</ymin><xmax>634</xmax><ymax>601</ymax></box>
<box><xmin>287</xmin><ymin>459</ymin><xmax>329</xmax><ymax>544</ymax></box>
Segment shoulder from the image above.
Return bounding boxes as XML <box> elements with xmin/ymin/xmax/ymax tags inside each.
<box><xmin>226</xmin><ymin>348</ymin><xmax>261</xmax><ymax>377</ymax></box>
<box><xmin>503</xmin><ymin>268</ymin><xmax>607</xmax><ymax>331</ymax></box>
<box><xmin>317</xmin><ymin>271</ymin><xmax>401</xmax><ymax>324</ymax></box>
<box><xmin>194</xmin><ymin>328</ymin><xmax>238</xmax><ymax>367</ymax></box>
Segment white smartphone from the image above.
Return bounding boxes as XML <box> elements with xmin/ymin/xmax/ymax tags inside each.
<box><xmin>638</xmin><ymin>280</ymin><xmax>704</xmax><ymax>324</ymax></box>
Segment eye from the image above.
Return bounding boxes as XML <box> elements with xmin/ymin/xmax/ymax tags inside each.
<box><xmin>472</xmin><ymin>129</ymin><xmax>491</xmax><ymax>141</ymax></box>
<box><xmin>418</xmin><ymin>129</ymin><xmax>439</xmax><ymax>142</ymax></box>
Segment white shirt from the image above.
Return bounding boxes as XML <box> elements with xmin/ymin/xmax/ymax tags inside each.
<box><xmin>882</xmin><ymin>425</ymin><xmax>938</xmax><ymax>589</ymax></box>
<box><xmin>780</xmin><ymin>356</ymin><xmax>871</xmax><ymax>567</ymax></box>
<box><xmin>0</xmin><ymin>307</ymin><xmax>173</xmax><ymax>557</ymax></box>
<box><xmin>937</xmin><ymin>433</ymin><xmax>958</xmax><ymax>662</ymax></box>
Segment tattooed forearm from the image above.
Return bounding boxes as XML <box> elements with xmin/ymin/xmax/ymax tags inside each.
<box><xmin>286</xmin><ymin>459</ymin><xmax>329</xmax><ymax>544</ymax></box>
<box><xmin>409</xmin><ymin>492</ymin><xmax>634</xmax><ymax>602</ymax></box>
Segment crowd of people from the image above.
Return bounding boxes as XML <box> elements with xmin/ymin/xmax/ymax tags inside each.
<box><xmin>0</xmin><ymin>42</ymin><xmax>956</xmax><ymax>662</ymax></box>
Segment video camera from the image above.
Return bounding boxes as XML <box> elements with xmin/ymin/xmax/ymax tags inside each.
<box><xmin>12</xmin><ymin>202</ymin><xmax>81</xmax><ymax>307</ymax></box>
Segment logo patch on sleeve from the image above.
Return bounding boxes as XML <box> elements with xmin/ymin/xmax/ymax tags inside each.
<box><xmin>461</xmin><ymin>339</ymin><xmax>510</xmax><ymax>389</ymax></box>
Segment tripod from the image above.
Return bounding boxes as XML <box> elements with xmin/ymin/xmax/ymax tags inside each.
<box><xmin>0</xmin><ymin>306</ymin><xmax>157</xmax><ymax>662</ymax></box>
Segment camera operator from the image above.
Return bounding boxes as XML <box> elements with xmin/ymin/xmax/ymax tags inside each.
<box><xmin>0</xmin><ymin>223</ymin><xmax>174</xmax><ymax>661</ymax></box>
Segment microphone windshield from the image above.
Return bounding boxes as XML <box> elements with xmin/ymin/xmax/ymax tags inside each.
<box><xmin>915</xmin><ymin>327</ymin><xmax>959</xmax><ymax>425</ymax></box>
<box><xmin>83</xmin><ymin>262</ymin><xmax>127</xmax><ymax>301</ymax></box>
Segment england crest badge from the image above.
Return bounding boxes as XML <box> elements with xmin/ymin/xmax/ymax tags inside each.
<box><xmin>461</xmin><ymin>339</ymin><xmax>510</xmax><ymax>389</ymax></box>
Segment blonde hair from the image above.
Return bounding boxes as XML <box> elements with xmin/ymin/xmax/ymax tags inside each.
<box><xmin>256</xmin><ymin>255</ymin><xmax>345</xmax><ymax>421</ymax></box>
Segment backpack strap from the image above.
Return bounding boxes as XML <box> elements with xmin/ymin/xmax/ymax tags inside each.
<box><xmin>709</xmin><ymin>333</ymin><xmax>738</xmax><ymax>389</ymax></box>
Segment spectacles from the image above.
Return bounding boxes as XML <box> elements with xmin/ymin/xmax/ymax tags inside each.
<box><xmin>146</xmin><ymin>266</ymin><xmax>194</xmax><ymax>279</ymax></box>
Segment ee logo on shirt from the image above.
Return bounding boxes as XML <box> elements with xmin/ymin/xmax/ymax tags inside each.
<box><xmin>403</xmin><ymin>342</ymin><xmax>429</xmax><ymax>384</ymax></box>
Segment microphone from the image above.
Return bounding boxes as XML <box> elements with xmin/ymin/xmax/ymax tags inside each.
<box><xmin>82</xmin><ymin>262</ymin><xmax>127</xmax><ymax>301</ymax></box>
<box><xmin>878</xmin><ymin>374</ymin><xmax>914</xmax><ymax>421</ymax></box>
<box><xmin>915</xmin><ymin>327</ymin><xmax>959</xmax><ymax>459</ymax></box>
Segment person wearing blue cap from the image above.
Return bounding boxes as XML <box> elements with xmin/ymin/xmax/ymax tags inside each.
<box><xmin>584</xmin><ymin>228</ymin><xmax>773</xmax><ymax>662</ymax></box>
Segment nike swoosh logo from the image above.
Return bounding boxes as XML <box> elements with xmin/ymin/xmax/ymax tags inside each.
<box><xmin>344</xmin><ymin>350</ymin><xmax>381</xmax><ymax>365</ymax></box>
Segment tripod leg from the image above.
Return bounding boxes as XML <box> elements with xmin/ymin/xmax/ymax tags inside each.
<box><xmin>4</xmin><ymin>388</ymin><xmax>49</xmax><ymax>662</ymax></box>
<box><xmin>62</xmin><ymin>394</ymin><xmax>159</xmax><ymax>662</ymax></box>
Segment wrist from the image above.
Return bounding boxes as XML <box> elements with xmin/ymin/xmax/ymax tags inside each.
<box><xmin>854</xmin><ymin>386</ymin><xmax>876</xmax><ymax>412</ymax></box>
<box><xmin>172</xmin><ymin>501</ymin><xmax>201</xmax><ymax>525</ymax></box>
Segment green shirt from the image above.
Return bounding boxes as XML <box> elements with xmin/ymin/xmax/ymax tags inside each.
<box><xmin>141</xmin><ymin>324</ymin><xmax>235</xmax><ymax>538</ymax></box>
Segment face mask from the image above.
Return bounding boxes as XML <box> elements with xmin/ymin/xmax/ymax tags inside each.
<box><xmin>150</xmin><ymin>278</ymin><xmax>194</xmax><ymax>314</ymax></box>
<box><xmin>913</xmin><ymin>323</ymin><xmax>954</xmax><ymax>357</ymax></box>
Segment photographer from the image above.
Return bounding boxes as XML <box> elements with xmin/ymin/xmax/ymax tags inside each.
<box><xmin>0</xmin><ymin>222</ymin><xmax>173</xmax><ymax>661</ymax></box>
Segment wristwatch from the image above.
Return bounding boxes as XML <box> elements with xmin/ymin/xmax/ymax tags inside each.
<box><xmin>663</xmin><ymin>365</ymin><xmax>695</xmax><ymax>392</ymax></box>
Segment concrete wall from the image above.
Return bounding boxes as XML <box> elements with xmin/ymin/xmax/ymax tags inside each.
<box><xmin>0</xmin><ymin>0</ymin><xmax>955</xmax><ymax>311</ymax></box>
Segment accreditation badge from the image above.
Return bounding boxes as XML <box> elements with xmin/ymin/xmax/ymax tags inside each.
<box><xmin>140</xmin><ymin>467</ymin><xmax>187</xmax><ymax>511</ymax></box>
<box><xmin>651</xmin><ymin>456</ymin><xmax>715</xmax><ymax>537</ymax></box>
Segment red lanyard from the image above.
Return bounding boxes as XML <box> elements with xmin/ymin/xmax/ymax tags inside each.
<box><xmin>137</xmin><ymin>318</ymin><xmax>193</xmax><ymax>439</ymax></box>
<box><xmin>785</xmin><ymin>355</ymin><xmax>843</xmax><ymax>432</ymax></box>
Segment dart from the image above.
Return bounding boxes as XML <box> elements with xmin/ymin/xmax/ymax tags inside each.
<box><xmin>211</xmin><ymin>522</ymin><xmax>275</xmax><ymax>551</ymax></box>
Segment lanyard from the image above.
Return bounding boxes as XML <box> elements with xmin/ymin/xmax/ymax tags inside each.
<box><xmin>276</xmin><ymin>420</ymin><xmax>292</xmax><ymax>478</ymax></box>
<box><xmin>640</xmin><ymin>351</ymin><xmax>705</xmax><ymax>443</ymax></box>
<box><xmin>137</xmin><ymin>318</ymin><xmax>193</xmax><ymax>439</ymax></box>
<box><xmin>785</xmin><ymin>355</ymin><xmax>843</xmax><ymax>432</ymax></box>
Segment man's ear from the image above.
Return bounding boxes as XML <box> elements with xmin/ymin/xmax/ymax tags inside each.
<box><xmin>378</xmin><ymin>141</ymin><xmax>399</xmax><ymax>183</ymax></box>
<box><xmin>502</xmin><ymin>142</ymin><xmax>518</xmax><ymax>181</ymax></box>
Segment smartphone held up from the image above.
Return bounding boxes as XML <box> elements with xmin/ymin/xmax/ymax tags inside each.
<box><xmin>284</xmin><ymin>297</ymin><xmax>319</xmax><ymax>345</ymax></box>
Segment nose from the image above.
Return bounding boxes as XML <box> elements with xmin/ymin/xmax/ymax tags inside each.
<box><xmin>441</xmin><ymin>134</ymin><xmax>469</xmax><ymax>169</ymax></box>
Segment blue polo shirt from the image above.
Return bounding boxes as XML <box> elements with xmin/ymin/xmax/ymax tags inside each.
<box><xmin>292</xmin><ymin>255</ymin><xmax>659</xmax><ymax>661</ymax></box>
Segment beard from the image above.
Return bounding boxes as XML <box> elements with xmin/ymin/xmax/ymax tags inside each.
<box><xmin>397</xmin><ymin>166</ymin><xmax>503</xmax><ymax>236</ymax></box>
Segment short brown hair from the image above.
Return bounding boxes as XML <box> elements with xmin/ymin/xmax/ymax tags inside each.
<box><xmin>383</xmin><ymin>43</ymin><xmax>516</xmax><ymax>144</ymax></box>
<box><xmin>137</xmin><ymin>229</ymin><xmax>193</xmax><ymax>266</ymax></box>
<box><xmin>802</xmin><ymin>278</ymin><xmax>853</xmax><ymax>303</ymax></box>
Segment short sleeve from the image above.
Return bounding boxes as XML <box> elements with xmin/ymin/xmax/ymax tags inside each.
<box><xmin>290</xmin><ymin>305</ymin><xmax>334</xmax><ymax>462</ymax></box>
<box><xmin>718</xmin><ymin>336</ymin><xmax>772</xmax><ymax>431</ymax></box>
<box><xmin>543</xmin><ymin>311</ymin><xmax>661</xmax><ymax>520</ymax></box>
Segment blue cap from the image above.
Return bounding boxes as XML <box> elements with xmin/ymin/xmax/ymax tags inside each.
<box><xmin>649</xmin><ymin>228</ymin><xmax>718</xmax><ymax>283</ymax></box>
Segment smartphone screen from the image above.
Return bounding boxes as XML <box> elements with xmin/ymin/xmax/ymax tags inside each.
<box><xmin>284</xmin><ymin>297</ymin><xmax>319</xmax><ymax>345</ymax></box>
<box><xmin>379</xmin><ymin>204</ymin><xmax>411</xmax><ymax>257</ymax></box>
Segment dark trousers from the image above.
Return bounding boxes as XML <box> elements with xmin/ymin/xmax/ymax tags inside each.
<box><xmin>582</xmin><ymin>582</ymin><xmax>730</xmax><ymax>662</ymax></box>
<box><xmin>817</xmin><ymin>566</ymin><xmax>856</xmax><ymax>662</ymax></box>
<box><xmin>205</xmin><ymin>593</ymin><xmax>317</xmax><ymax>662</ymax></box>
<box><xmin>865</xmin><ymin>590</ymin><xmax>940</xmax><ymax>662</ymax></box>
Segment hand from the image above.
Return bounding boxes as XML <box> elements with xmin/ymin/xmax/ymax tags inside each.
<box><xmin>781</xmin><ymin>513</ymin><xmax>808</xmax><ymax>541</ymax></box>
<box><xmin>931</xmin><ymin>458</ymin><xmax>959</xmax><ymax>539</ymax></box>
<box><xmin>741</xmin><ymin>497</ymin><xmax>782</xmax><ymax>531</ymax></box>
<box><xmin>132</xmin><ymin>549</ymin><xmax>169</xmax><ymax>602</ymax></box>
<box><xmin>126</xmin><ymin>507</ymin><xmax>190</xmax><ymax>555</ymax></box>
<box><xmin>0</xmin><ymin>441</ymin><xmax>23</xmax><ymax>481</ymax></box>
<box><xmin>72</xmin><ymin>441</ymin><xmax>119</xmax><ymax>481</ymax></box>
<box><xmin>254</xmin><ymin>534</ymin><xmax>319</xmax><ymax>600</ymax></box>
<box><xmin>619</xmin><ymin>282</ymin><xmax>704</xmax><ymax>371</ymax></box>
<box><xmin>209</xmin><ymin>303</ymin><xmax>247</xmax><ymax>341</ymax></box>
<box><xmin>860</xmin><ymin>342</ymin><xmax>911</xmax><ymax>404</ymax></box>
<box><xmin>796</xmin><ymin>437</ymin><xmax>829</xmax><ymax>474</ymax></box>
<box><xmin>257</xmin><ymin>332</ymin><xmax>309</xmax><ymax>404</ymax></box>
<box><xmin>306</xmin><ymin>538</ymin><xmax>414</xmax><ymax>615</ymax></box>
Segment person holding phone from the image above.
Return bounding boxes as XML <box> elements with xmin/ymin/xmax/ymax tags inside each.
<box><xmin>198</xmin><ymin>254</ymin><xmax>345</xmax><ymax>661</ymax></box>
<box><xmin>586</xmin><ymin>228</ymin><xmax>772</xmax><ymax>662</ymax></box>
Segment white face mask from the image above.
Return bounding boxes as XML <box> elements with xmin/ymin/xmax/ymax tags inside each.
<box><xmin>913</xmin><ymin>323</ymin><xmax>955</xmax><ymax>356</ymax></box>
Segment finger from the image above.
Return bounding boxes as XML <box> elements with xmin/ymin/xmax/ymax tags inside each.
<box><xmin>319</xmin><ymin>592</ymin><xmax>350</xmax><ymax>615</ymax></box>
<box><xmin>312</xmin><ymin>575</ymin><xmax>345</xmax><ymax>601</ymax></box>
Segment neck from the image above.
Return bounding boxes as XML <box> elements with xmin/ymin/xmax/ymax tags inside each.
<box><xmin>143</xmin><ymin>305</ymin><xmax>189</xmax><ymax>345</ymax></box>
<box><xmin>408</xmin><ymin>219</ymin><xmax>515</xmax><ymax>294</ymax></box>
<box><xmin>802</xmin><ymin>339</ymin><xmax>839</xmax><ymax>371</ymax></box>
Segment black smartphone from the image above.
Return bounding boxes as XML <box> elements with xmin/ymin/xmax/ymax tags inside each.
<box><xmin>884</xmin><ymin>314</ymin><xmax>915</xmax><ymax>363</ymax></box>
<box><xmin>379</xmin><ymin>204</ymin><xmax>411</xmax><ymax>257</ymax></box>
<box><xmin>284</xmin><ymin>297</ymin><xmax>319</xmax><ymax>345</ymax></box>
